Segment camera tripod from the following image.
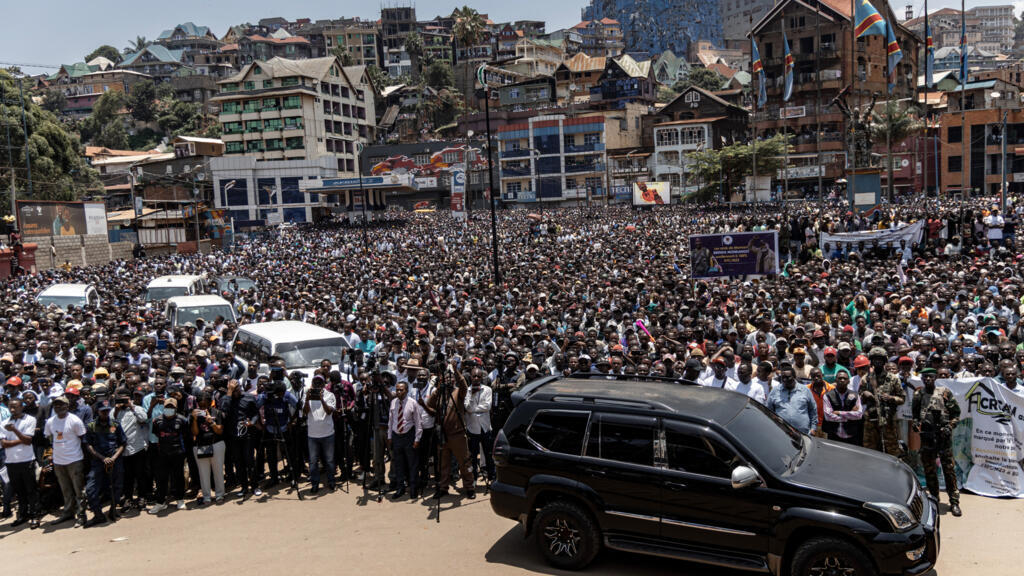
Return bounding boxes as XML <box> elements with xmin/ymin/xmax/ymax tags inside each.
<box><xmin>267</xmin><ymin>422</ymin><xmax>303</xmax><ymax>501</ymax></box>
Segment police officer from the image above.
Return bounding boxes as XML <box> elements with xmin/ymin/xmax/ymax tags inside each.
<box><xmin>860</xmin><ymin>347</ymin><xmax>905</xmax><ymax>458</ymax></box>
<box><xmin>912</xmin><ymin>367</ymin><xmax>962</xmax><ymax>517</ymax></box>
<box><xmin>82</xmin><ymin>398</ymin><xmax>126</xmax><ymax>527</ymax></box>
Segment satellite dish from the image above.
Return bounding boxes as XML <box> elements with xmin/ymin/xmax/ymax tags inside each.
<box><xmin>569</xmin><ymin>83</ymin><xmax>578</xmax><ymax>92</ymax></box>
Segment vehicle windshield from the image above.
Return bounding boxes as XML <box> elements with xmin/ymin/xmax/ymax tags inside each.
<box><xmin>219</xmin><ymin>277</ymin><xmax>255</xmax><ymax>292</ymax></box>
<box><xmin>37</xmin><ymin>295</ymin><xmax>85</xmax><ymax>310</ymax></box>
<box><xmin>276</xmin><ymin>338</ymin><xmax>347</xmax><ymax>368</ymax></box>
<box><xmin>146</xmin><ymin>286</ymin><xmax>189</xmax><ymax>301</ymax></box>
<box><xmin>724</xmin><ymin>401</ymin><xmax>804</xmax><ymax>475</ymax></box>
<box><xmin>175</xmin><ymin>305</ymin><xmax>234</xmax><ymax>326</ymax></box>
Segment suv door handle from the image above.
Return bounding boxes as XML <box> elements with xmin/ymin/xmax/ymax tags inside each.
<box><xmin>583</xmin><ymin>467</ymin><xmax>607</xmax><ymax>477</ymax></box>
<box><xmin>663</xmin><ymin>480</ymin><xmax>687</xmax><ymax>491</ymax></box>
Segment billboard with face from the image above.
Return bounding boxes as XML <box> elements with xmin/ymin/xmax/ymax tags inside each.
<box><xmin>17</xmin><ymin>201</ymin><xmax>107</xmax><ymax>237</ymax></box>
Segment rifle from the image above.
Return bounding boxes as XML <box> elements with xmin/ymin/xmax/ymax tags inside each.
<box><xmin>434</xmin><ymin>365</ymin><xmax>452</xmax><ymax>524</ymax></box>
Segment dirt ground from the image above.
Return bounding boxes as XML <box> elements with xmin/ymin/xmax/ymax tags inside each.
<box><xmin>0</xmin><ymin>486</ymin><xmax>1019</xmax><ymax>576</ymax></box>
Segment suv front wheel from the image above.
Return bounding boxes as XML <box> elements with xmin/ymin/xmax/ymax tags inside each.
<box><xmin>533</xmin><ymin>500</ymin><xmax>600</xmax><ymax>570</ymax></box>
<box><xmin>790</xmin><ymin>537</ymin><xmax>878</xmax><ymax>576</ymax></box>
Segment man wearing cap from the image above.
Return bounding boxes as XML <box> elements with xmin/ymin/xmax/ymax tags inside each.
<box><xmin>44</xmin><ymin>395</ymin><xmax>89</xmax><ymax>526</ymax></box>
<box><xmin>860</xmin><ymin>347</ymin><xmax>906</xmax><ymax>458</ymax></box>
<box><xmin>912</xmin><ymin>367</ymin><xmax>962</xmax><ymax>516</ymax></box>
<box><xmin>82</xmin><ymin>399</ymin><xmax>126</xmax><ymax>527</ymax></box>
<box><xmin>149</xmin><ymin>398</ymin><xmax>189</xmax><ymax>514</ymax></box>
<box><xmin>819</xmin><ymin>347</ymin><xmax>850</xmax><ymax>385</ymax></box>
<box><xmin>791</xmin><ymin>347</ymin><xmax>813</xmax><ymax>380</ymax></box>
<box><xmin>700</xmin><ymin>357</ymin><xmax>737</xmax><ymax>389</ymax></box>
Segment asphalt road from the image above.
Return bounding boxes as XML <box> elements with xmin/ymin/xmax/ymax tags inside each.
<box><xmin>0</xmin><ymin>485</ymin><xmax>1018</xmax><ymax>576</ymax></box>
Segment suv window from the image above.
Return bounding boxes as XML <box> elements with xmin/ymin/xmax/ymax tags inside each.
<box><xmin>586</xmin><ymin>414</ymin><xmax>655</xmax><ymax>466</ymax></box>
<box><xmin>526</xmin><ymin>410</ymin><xmax>590</xmax><ymax>455</ymax></box>
<box><xmin>665</xmin><ymin>421</ymin><xmax>740</xmax><ymax>478</ymax></box>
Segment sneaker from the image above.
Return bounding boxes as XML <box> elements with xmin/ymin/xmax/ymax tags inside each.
<box><xmin>148</xmin><ymin>503</ymin><xmax>167</xmax><ymax>515</ymax></box>
<box><xmin>176</xmin><ymin>500</ymin><xmax>187</xmax><ymax>511</ymax></box>
<box><xmin>215</xmin><ymin>496</ymin><xmax>224</xmax><ymax>504</ymax></box>
<box><xmin>253</xmin><ymin>488</ymin><xmax>263</xmax><ymax>497</ymax></box>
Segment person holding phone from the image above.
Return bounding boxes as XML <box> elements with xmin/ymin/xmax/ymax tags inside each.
<box><xmin>190</xmin><ymin>391</ymin><xmax>225</xmax><ymax>504</ymax></box>
<box><xmin>303</xmin><ymin>375</ymin><xmax>336</xmax><ymax>494</ymax></box>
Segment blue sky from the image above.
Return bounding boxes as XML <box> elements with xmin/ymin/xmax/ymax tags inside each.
<box><xmin>1</xmin><ymin>0</ymin><xmax>1018</xmax><ymax>74</ymax></box>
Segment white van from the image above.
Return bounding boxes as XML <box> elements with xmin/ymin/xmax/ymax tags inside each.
<box><xmin>165</xmin><ymin>295</ymin><xmax>237</xmax><ymax>328</ymax></box>
<box><xmin>144</xmin><ymin>275</ymin><xmax>207</xmax><ymax>302</ymax></box>
<box><xmin>36</xmin><ymin>283</ymin><xmax>100</xmax><ymax>310</ymax></box>
<box><xmin>231</xmin><ymin>321</ymin><xmax>351</xmax><ymax>385</ymax></box>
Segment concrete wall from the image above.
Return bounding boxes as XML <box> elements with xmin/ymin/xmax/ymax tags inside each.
<box><xmin>25</xmin><ymin>235</ymin><xmax>134</xmax><ymax>271</ymax></box>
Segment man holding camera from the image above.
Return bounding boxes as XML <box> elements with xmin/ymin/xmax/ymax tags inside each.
<box><xmin>259</xmin><ymin>367</ymin><xmax>299</xmax><ymax>488</ymax></box>
<box><xmin>427</xmin><ymin>363</ymin><xmax>475</xmax><ymax>499</ymax></box>
<box><xmin>112</xmin><ymin>391</ymin><xmax>149</xmax><ymax>510</ymax></box>
<box><xmin>912</xmin><ymin>368</ymin><xmax>962</xmax><ymax>517</ymax></box>
<box><xmin>387</xmin><ymin>381</ymin><xmax>422</xmax><ymax>498</ymax></box>
<box><xmin>304</xmin><ymin>375</ymin><xmax>336</xmax><ymax>493</ymax></box>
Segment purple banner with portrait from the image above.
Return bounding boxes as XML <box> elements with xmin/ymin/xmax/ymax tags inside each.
<box><xmin>688</xmin><ymin>231</ymin><xmax>779</xmax><ymax>279</ymax></box>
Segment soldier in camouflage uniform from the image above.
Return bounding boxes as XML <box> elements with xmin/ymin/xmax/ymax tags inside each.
<box><xmin>860</xmin><ymin>347</ymin><xmax>905</xmax><ymax>458</ymax></box>
<box><xmin>912</xmin><ymin>367</ymin><xmax>962</xmax><ymax>517</ymax></box>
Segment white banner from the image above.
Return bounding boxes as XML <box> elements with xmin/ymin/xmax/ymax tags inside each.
<box><xmin>939</xmin><ymin>378</ymin><xmax>1024</xmax><ymax>498</ymax></box>
<box><xmin>819</xmin><ymin>220</ymin><xmax>925</xmax><ymax>251</ymax></box>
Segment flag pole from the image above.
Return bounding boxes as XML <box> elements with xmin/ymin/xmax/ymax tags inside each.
<box><xmin>815</xmin><ymin>0</ymin><xmax>823</xmax><ymax>215</ymax></box>
<box><xmin>885</xmin><ymin>17</ymin><xmax>893</xmax><ymax>202</ymax></box>
<box><xmin>782</xmin><ymin>13</ymin><xmax>789</xmax><ymax>201</ymax></box>
<box><xmin>850</xmin><ymin>0</ymin><xmax>857</xmax><ymax>209</ymax></box>
<box><xmin>751</xmin><ymin>13</ymin><xmax>757</xmax><ymax>203</ymax></box>
<box><xmin>960</xmin><ymin>0</ymin><xmax>966</xmax><ymax>200</ymax></box>
<box><xmin>922</xmin><ymin>0</ymin><xmax>929</xmax><ymax>197</ymax></box>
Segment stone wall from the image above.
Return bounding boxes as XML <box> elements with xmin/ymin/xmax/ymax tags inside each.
<box><xmin>26</xmin><ymin>235</ymin><xmax>134</xmax><ymax>271</ymax></box>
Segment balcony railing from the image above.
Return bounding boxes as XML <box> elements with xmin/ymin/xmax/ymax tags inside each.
<box><xmin>565</xmin><ymin>142</ymin><xmax>605</xmax><ymax>153</ymax></box>
<box><xmin>501</xmin><ymin>167</ymin><xmax>532</xmax><ymax>177</ymax></box>
<box><xmin>565</xmin><ymin>163</ymin><xmax>604</xmax><ymax>173</ymax></box>
<box><xmin>501</xmin><ymin>149</ymin><xmax>532</xmax><ymax>158</ymax></box>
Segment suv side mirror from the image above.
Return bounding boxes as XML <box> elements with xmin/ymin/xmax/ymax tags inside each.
<box><xmin>731</xmin><ymin>466</ymin><xmax>761</xmax><ymax>489</ymax></box>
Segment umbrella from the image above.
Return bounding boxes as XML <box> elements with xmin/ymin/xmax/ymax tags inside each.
<box><xmin>527</xmin><ymin>213</ymin><xmax>543</xmax><ymax>221</ymax></box>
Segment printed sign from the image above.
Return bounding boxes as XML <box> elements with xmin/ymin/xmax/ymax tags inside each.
<box><xmin>632</xmin><ymin>181</ymin><xmax>670</xmax><ymax>205</ymax></box>
<box><xmin>688</xmin><ymin>231</ymin><xmax>779</xmax><ymax>278</ymax></box>
<box><xmin>17</xmin><ymin>201</ymin><xmax>107</xmax><ymax>237</ymax></box>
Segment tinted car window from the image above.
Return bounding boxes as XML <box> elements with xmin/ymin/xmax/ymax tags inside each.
<box><xmin>526</xmin><ymin>410</ymin><xmax>590</xmax><ymax>455</ymax></box>
<box><xmin>665</xmin><ymin>422</ymin><xmax>740</xmax><ymax>478</ymax></box>
<box><xmin>724</xmin><ymin>402</ymin><xmax>803</xmax><ymax>475</ymax></box>
<box><xmin>588</xmin><ymin>415</ymin><xmax>655</xmax><ymax>466</ymax></box>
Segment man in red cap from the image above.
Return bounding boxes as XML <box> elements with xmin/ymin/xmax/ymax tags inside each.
<box><xmin>819</xmin><ymin>347</ymin><xmax>850</xmax><ymax>385</ymax></box>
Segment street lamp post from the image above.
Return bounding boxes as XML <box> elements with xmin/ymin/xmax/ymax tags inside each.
<box><xmin>480</xmin><ymin>66</ymin><xmax>501</xmax><ymax>286</ymax></box>
<box><xmin>191</xmin><ymin>164</ymin><xmax>204</xmax><ymax>253</ymax></box>
<box><xmin>992</xmin><ymin>91</ymin><xmax>1009</xmax><ymax>212</ymax></box>
<box><xmin>357</xmin><ymin>142</ymin><xmax>368</xmax><ymax>250</ymax></box>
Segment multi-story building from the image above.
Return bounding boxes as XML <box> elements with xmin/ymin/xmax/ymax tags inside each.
<box><xmin>590</xmin><ymin>54</ymin><xmax>657</xmax><ymax>109</ymax></box>
<box><xmin>382</xmin><ymin>6</ymin><xmax>417</xmax><ymax>51</ymax></box>
<box><xmin>970</xmin><ymin>5</ymin><xmax>1015</xmax><ymax>54</ymax></box>
<box><xmin>933</xmin><ymin>46</ymin><xmax>1002</xmax><ymax>74</ymax></box>
<box><xmin>298</xmin><ymin>19</ymin><xmax>383</xmax><ymax>67</ymax></box>
<box><xmin>651</xmin><ymin>50</ymin><xmax>690</xmax><ymax>85</ymax></box>
<box><xmin>573</xmin><ymin>18</ymin><xmax>624</xmax><ymax>57</ymax></box>
<box><xmin>720</xmin><ymin>0</ymin><xmax>774</xmax><ymax>42</ymax></box>
<box><xmin>583</xmin><ymin>0</ymin><xmax>722</xmax><ymax>57</ymax></box>
<box><xmin>420</xmin><ymin>27</ymin><xmax>454</xmax><ymax>64</ymax></box>
<box><xmin>495</xmin><ymin>25</ymin><xmax>525</xmax><ymax>60</ymax></box>
<box><xmin>210</xmin><ymin>57</ymin><xmax>377</xmax><ymax>224</ymax></box>
<box><xmin>544</xmin><ymin>28</ymin><xmax>583</xmax><ymax>55</ymax></box>
<box><xmin>47</xmin><ymin>67</ymin><xmax>150</xmax><ymax>119</ymax></box>
<box><xmin>904</xmin><ymin>7</ymin><xmax>1012</xmax><ymax>55</ymax></box>
<box><xmin>940</xmin><ymin>79</ymin><xmax>1023</xmax><ymax>197</ymax></box>
<box><xmin>119</xmin><ymin>45</ymin><xmax>189</xmax><ymax>83</ymax></box>
<box><xmin>506</xmin><ymin>39</ymin><xmax>565</xmax><ymax>77</ymax></box>
<box><xmin>154</xmin><ymin>22</ymin><xmax>222</xmax><ymax>66</ymax></box>
<box><xmin>554</xmin><ymin>53</ymin><xmax>607</xmax><ymax>106</ymax></box>
<box><xmin>237</xmin><ymin>35</ymin><xmax>312</xmax><ymax>65</ymax></box>
<box><xmin>497</xmin><ymin>77</ymin><xmax>557</xmax><ymax>111</ymax></box>
<box><xmin>753</xmin><ymin>0</ymin><xmax>919</xmax><ymax>197</ymax></box>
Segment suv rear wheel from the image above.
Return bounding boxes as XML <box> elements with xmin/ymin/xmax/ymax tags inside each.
<box><xmin>533</xmin><ymin>500</ymin><xmax>600</xmax><ymax>570</ymax></box>
<box><xmin>790</xmin><ymin>537</ymin><xmax>877</xmax><ymax>576</ymax></box>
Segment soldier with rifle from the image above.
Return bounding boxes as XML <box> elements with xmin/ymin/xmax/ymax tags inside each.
<box><xmin>860</xmin><ymin>347</ymin><xmax>905</xmax><ymax>458</ymax></box>
<box><xmin>912</xmin><ymin>367</ymin><xmax>962</xmax><ymax>517</ymax></box>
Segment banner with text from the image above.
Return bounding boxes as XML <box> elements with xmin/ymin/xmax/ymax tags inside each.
<box><xmin>819</xmin><ymin>220</ymin><xmax>925</xmax><ymax>251</ymax></box>
<box><xmin>689</xmin><ymin>231</ymin><xmax>779</xmax><ymax>278</ymax></box>
<box><xmin>450</xmin><ymin>169</ymin><xmax>466</xmax><ymax>222</ymax></box>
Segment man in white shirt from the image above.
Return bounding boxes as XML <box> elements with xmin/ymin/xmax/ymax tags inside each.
<box><xmin>464</xmin><ymin>368</ymin><xmax>495</xmax><ymax>481</ymax></box>
<box><xmin>700</xmin><ymin>358</ymin><xmax>738</xmax><ymax>389</ymax></box>
<box><xmin>985</xmin><ymin>208</ymin><xmax>1005</xmax><ymax>246</ymax></box>
<box><xmin>2</xmin><ymin>399</ymin><xmax>39</xmax><ymax>527</ymax></box>
<box><xmin>387</xmin><ymin>382</ymin><xmax>422</xmax><ymax>499</ymax></box>
<box><xmin>725</xmin><ymin>363</ymin><xmax>768</xmax><ymax>404</ymax></box>
<box><xmin>43</xmin><ymin>396</ymin><xmax>88</xmax><ymax>525</ymax></box>
<box><xmin>303</xmin><ymin>376</ymin><xmax>337</xmax><ymax>493</ymax></box>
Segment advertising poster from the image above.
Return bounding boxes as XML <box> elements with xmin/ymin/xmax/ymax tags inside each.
<box><xmin>17</xmin><ymin>201</ymin><xmax>108</xmax><ymax>237</ymax></box>
<box><xmin>451</xmin><ymin>169</ymin><xmax>466</xmax><ymax>222</ymax></box>
<box><xmin>632</xmin><ymin>181</ymin><xmax>670</xmax><ymax>205</ymax></box>
<box><xmin>688</xmin><ymin>231</ymin><xmax>779</xmax><ymax>279</ymax></box>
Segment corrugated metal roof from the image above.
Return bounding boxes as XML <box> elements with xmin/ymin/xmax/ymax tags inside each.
<box><xmin>157</xmin><ymin>22</ymin><xmax>213</xmax><ymax>40</ymax></box>
<box><xmin>614</xmin><ymin>54</ymin><xmax>651</xmax><ymax>79</ymax></box>
<box><xmin>562</xmin><ymin>53</ymin><xmax>606</xmax><ymax>73</ymax></box>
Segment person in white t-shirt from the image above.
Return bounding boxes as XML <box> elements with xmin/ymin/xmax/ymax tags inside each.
<box><xmin>2</xmin><ymin>399</ymin><xmax>39</xmax><ymax>527</ymax></box>
<box><xmin>725</xmin><ymin>363</ymin><xmax>768</xmax><ymax>405</ymax></box>
<box><xmin>700</xmin><ymin>358</ymin><xmax>737</xmax><ymax>389</ymax></box>
<box><xmin>43</xmin><ymin>396</ymin><xmax>88</xmax><ymax>525</ymax></box>
<box><xmin>985</xmin><ymin>208</ymin><xmax>1005</xmax><ymax>245</ymax></box>
<box><xmin>303</xmin><ymin>375</ymin><xmax>337</xmax><ymax>493</ymax></box>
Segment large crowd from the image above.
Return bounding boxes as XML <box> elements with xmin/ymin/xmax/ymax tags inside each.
<box><xmin>2</xmin><ymin>196</ymin><xmax>1023</xmax><ymax>528</ymax></box>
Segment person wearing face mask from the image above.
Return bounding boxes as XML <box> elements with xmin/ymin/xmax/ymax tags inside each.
<box><xmin>43</xmin><ymin>395</ymin><xmax>88</xmax><ymax>526</ymax></box>
<box><xmin>148</xmin><ymin>398</ymin><xmax>189</xmax><ymax>514</ymax></box>
<box><xmin>463</xmin><ymin>367</ymin><xmax>494</xmax><ymax>482</ymax></box>
<box><xmin>2</xmin><ymin>399</ymin><xmax>40</xmax><ymax>528</ymax></box>
<box><xmin>82</xmin><ymin>399</ymin><xmax>126</xmax><ymax>527</ymax></box>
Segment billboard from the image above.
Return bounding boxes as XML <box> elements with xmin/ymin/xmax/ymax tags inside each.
<box><xmin>451</xmin><ymin>169</ymin><xmax>466</xmax><ymax>222</ymax></box>
<box><xmin>17</xmin><ymin>201</ymin><xmax>107</xmax><ymax>237</ymax></box>
<box><xmin>689</xmin><ymin>231</ymin><xmax>779</xmax><ymax>279</ymax></box>
<box><xmin>632</xmin><ymin>181</ymin><xmax>670</xmax><ymax>205</ymax></box>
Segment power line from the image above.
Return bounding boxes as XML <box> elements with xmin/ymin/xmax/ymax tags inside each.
<box><xmin>0</xmin><ymin>61</ymin><xmax>62</xmax><ymax>70</ymax></box>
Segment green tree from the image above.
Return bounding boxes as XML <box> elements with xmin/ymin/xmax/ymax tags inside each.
<box><xmin>366</xmin><ymin>64</ymin><xmax>389</xmax><ymax>90</ymax></box>
<box><xmin>870</xmin><ymin>101</ymin><xmax>923</xmax><ymax>201</ymax></box>
<box><xmin>452</xmin><ymin>6</ymin><xmax>485</xmax><ymax>109</ymax></box>
<box><xmin>40</xmin><ymin>89</ymin><xmax>67</xmax><ymax>114</ymax></box>
<box><xmin>686</xmin><ymin>133</ymin><xmax>789</xmax><ymax>201</ymax></box>
<box><xmin>331</xmin><ymin>46</ymin><xmax>355</xmax><ymax>66</ymax></box>
<box><xmin>424</xmin><ymin>60</ymin><xmax>455</xmax><ymax>91</ymax></box>
<box><xmin>404</xmin><ymin>31</ymin><xmax>425</xmax><ymax>82</ymax></box>
<box><xmin>79</xmin><ymin>89</ymin><xmax>128</xmax><ymax>145</ymax></box>
<box><xmin>0</xmin><ymin>71</ymin><xmax>101</xmax><ymax>211</ymax></box>
<box><xmin>674</xmin><ymin>67</ymin><xmax>725</xmax><ymax>93</ymax></box>
<box><xmin>85</xmin><ymin>45</ymin><xmax>122</xmax><ymax>64</ymax></box>
<box><xmin>125</xmin><ymin>35</ymin><xmax>148</xmax><ymax>55</ymax></box>
<box><xmin>95</xmin><ymin>118</ymin><xmax>128</xmax><ymax>149</ymax></box>
<box><xmin>128</xmin><ymin>79</ymin><xmax>158</xmax><ymax>122</ymax></box>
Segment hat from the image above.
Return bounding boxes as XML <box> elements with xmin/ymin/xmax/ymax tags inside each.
<box><xmin>0</xmin><ymin>353</ymin><xmax>13</xmax><ymax>363</ymax></box>
<box><xmin>5</xmin><ymin>376</ymin><xmax>22</xmax><ymax>387</ymax></box>
<box><xmin>689</xmin><ymin>348</ymin><xmax>705</xmax><ymax>358</ymax></box>
<box><xmin>65</xmin><ymin>387</ymin><xmax>81</xmax><ymax>396</ymax></box>
<box><xmin>164</xmin><ymin>398</ymin><xmax>177</xmax><ymax>408</ymax></box>
<box><xmin>402</xmin><ymin>358</ymin><xmax>424</xmax><ymax>371</ymax></box>
<box><xmin>842</xmin><ymin>325</ymin><xmax>854</xmax><ymax>333</ymax></box>
<box><xmin>65</xmin><ymin>379</ymin><xmax>84</xmax><ymax>392</ymax></box>
<box><xmin>711</xmin><ymin>357</ymin><xmax>726</xmax><ymax>366</ymax></box>
<box><xmin>791</xmin><ymin>346</ymin><xmax>806</xmax><ymax>355</ymax></box>
<box><xmin>96</xmin><ymin>399</ymin><xmax>113</xmax><ymax>412</ymax></box>
<box><xmin>493</xmin><ymin>325</ymin><xmax>505</xmax><ymax>333</ymax></box>
<box><xmin>195</xmin><ymin>349</ymin><xmax>208</xmax><ymax>357</ymax></box>
<box><xmin>526</xmin><ymin>364</ymin><xmax>540</xmax><ymax>372</ymax></box>
<box><xmin>93</xmin><ymin>367</ymin><xmax>109</xmax><ymax>378</ymax></box>
<box><xmin>868</xmin><ymin>346</ymin><xmax>888</xmax><ymax>358</ymax></box>
<box><xmin>837</xmin><ymin>342</ymin><xmax>852</xmax><ymax>352</ymax></box>
<box><xmin>919</xmin><ymin>367</ymin><xmax>937</xmax><ymax>375</ymax></box>
<box><xmin>898</xmin><ymin>356</ymin><xmax>914</xmax><ymax>365</ymax></box>
<box><xmin>851</xmin><ymin>355</ymin><xmax>869</xmax><ymax>368</ymax></box>
<box><xmin>684</xmin><ymin>358</ymin><xmax>703</xmax><ymax>372</ymax></box>
<box><xmin>823</xmin><ymin>347</ymin><xmax>837</xmax><ymax>357</ymax></box>
<box><xmin>51</xmin><ymin>395</ymin><xmax>69</xmax><ymax>405</ymax></box>
<box><xmin>812</xmin><ymin>330</ymin><xmax>825</xmax><ymax>338</ymax></box>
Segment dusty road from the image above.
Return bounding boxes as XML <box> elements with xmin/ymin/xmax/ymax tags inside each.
<box><xmin>0</xmin><ymin>486</ymin><xmax>1019</xmax><ymax>576</ymax></box>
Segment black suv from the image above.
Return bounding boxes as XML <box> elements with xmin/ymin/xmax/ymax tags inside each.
<box><xmin>490</xmin><ymin>376</ymin><xmax>939</xmax><ymax>575</ymax></box>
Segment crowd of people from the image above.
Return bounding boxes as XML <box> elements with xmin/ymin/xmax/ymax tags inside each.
<box><xmin>2</xmin><ymin>196</ymin><xmax>1022</xmax><ymax>529</ymax></box>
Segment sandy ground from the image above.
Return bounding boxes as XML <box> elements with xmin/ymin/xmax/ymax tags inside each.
<box><xmin>0</xmin><ymin>484</ymin><xmax>1019</xmax><ymax>576</ymax></box>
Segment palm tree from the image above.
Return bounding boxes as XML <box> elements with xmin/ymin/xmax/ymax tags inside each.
<box><xmin>125</xmin><ymin>35</ymin><xmax>149</xmax><ymax>55</ymax></box>
<box><xmin>452</xmin><ymin>6</ymin><xmax>485</xmax><ymax>109</ymax></box>
<box><xmin>405</xmin><ymin>31</ymin><xmax>425</xmax><ymax>83</ymax></box>
<box><xmin>870</xmin><ymin>100</ymin><xmax>924</xmax><ymax>201</ymax></box>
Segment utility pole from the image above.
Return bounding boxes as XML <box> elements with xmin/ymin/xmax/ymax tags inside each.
<box><xmin>3</xmin><ymin>79</ymin><xmax>16</xmax><ymax>228</ymax></box>
<box><xmin>815</xmin><ymin>0</ymin><xmax>824</xmax><ymax>215</ymax></box>
<box><xmin>18</xmin><ymin>78</ymin><xmax>32</xmax><ymax>196</ymax></box>
<box><xmin>481</xmin><ymin>67</ymin><xmax>501</xmax><ymax>286</ymax></box>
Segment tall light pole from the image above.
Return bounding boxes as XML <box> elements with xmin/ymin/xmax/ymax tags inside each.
<box><xmin>479</xmin><ymin>65</ymin><xmax>501</xmax><ymax>286</ymax></box>
<box><xmin>993</xmin><ymin>91</ymin><xmax>1008</xmax><ymax>211</ymax></box>
<box><xmin>356</xmin><ymin>142</ymin><xmax>368</xmax><ymax>250</ymax></box>
<box><xmin>191</xmin><ymin>163</ymin><xmax>204</xmax><ymax>253</ymax></box>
